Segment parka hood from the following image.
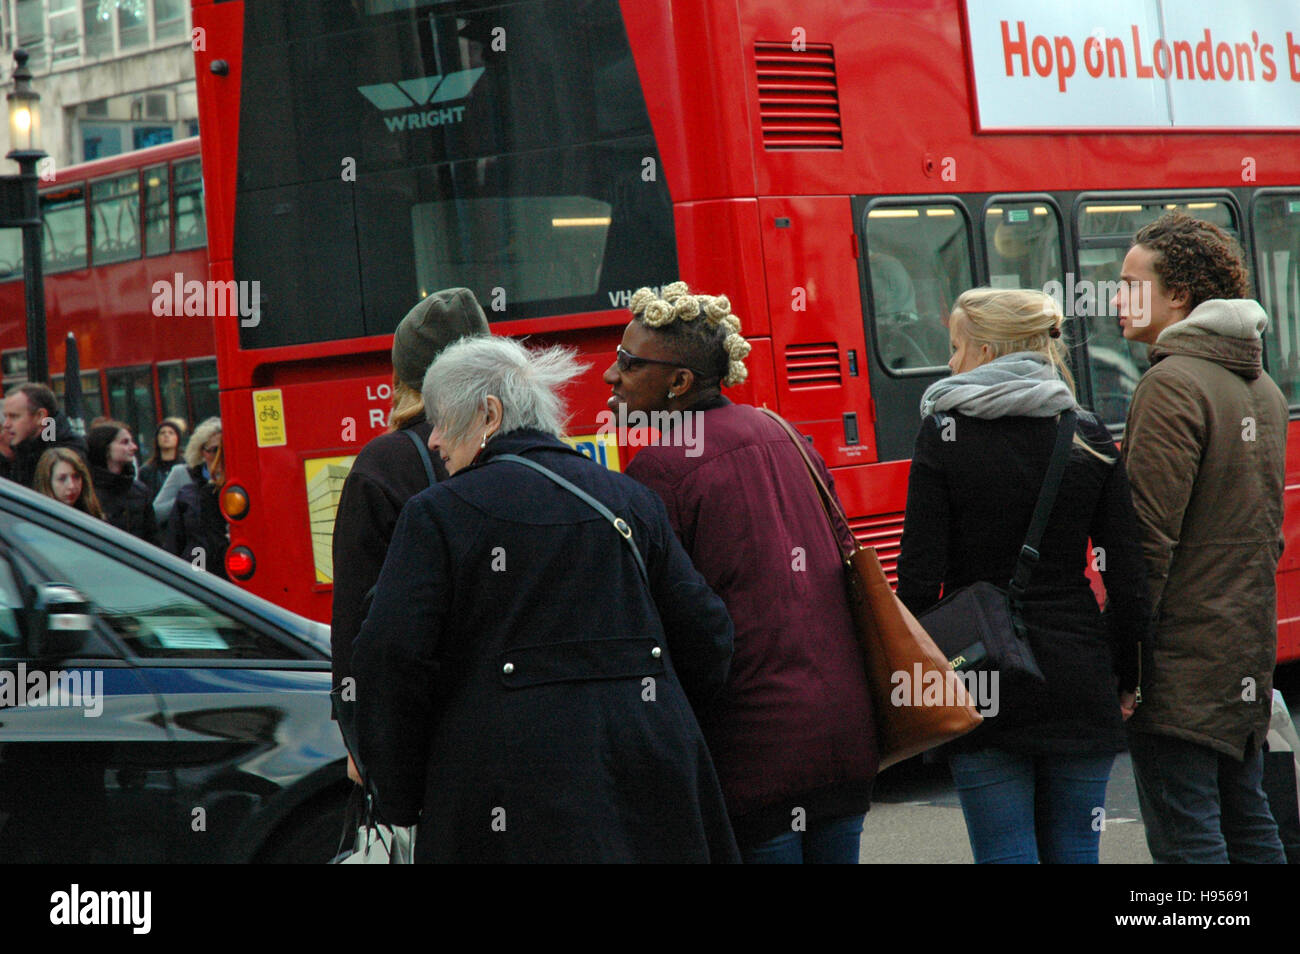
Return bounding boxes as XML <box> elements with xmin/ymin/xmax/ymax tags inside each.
<box><xmin>1149</xmin><ymin>298</ymin><xmax>1268</xmax><ymax>380</ymax></box>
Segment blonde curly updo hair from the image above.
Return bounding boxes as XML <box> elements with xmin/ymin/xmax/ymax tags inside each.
<box><xmin>629</xmin><ymin>281</ymin><xmax>751</xmax><ymax>388</ymax></box>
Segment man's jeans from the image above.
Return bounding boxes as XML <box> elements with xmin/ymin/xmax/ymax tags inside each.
<box><xmin>948</xmin><ymin>749</ymin><xmax>1115</xmax><ymax>863</ymax></box>
<box><xmin>1128</xmin><ymin>731</ymin><xmax>1286</xmax><ymax>864</ymax></box>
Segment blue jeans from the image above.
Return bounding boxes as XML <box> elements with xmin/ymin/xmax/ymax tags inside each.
<box><xmin>948</xmin><ymin>748</ymin><xmax>1114</xmax><ymax>864</ymax></box>
<box><xmin>739</xmin><ymin>814</ymin><xmax>864</xmax><ymax>864</ymax></box>
<box><xmin>1128</xmin><ymin>731</ymin><xmax>1286</xmax><ymax>864</ymax></box>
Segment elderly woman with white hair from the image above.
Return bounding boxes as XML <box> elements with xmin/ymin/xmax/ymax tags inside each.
<box><xmin>352</xmin><ymin>335</ymin><xmax>739</xmax><ymax>863</ymax></box>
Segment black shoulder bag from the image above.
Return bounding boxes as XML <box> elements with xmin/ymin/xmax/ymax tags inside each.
<box><xmin>917</xmin><ymin>409</ymin><xmax>1077</xmax><ymax>702</ymax></box>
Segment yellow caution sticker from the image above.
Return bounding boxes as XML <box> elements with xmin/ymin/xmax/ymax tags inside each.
<box><xmin>563</xmin><ymin>433</ymin><xmax>621</xmax><ymax>472</ymax></box>
<box><xmin>253</xmin><ymin>389</ymin><xmax>287</xmax><ymax>447</ymax></box>
<box><xmin>304</xmin><ymin>455</ymin><xmax>357</xmax><ymax>584</ymax></box>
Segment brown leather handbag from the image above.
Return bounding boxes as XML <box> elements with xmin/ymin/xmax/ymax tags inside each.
<box><xmin>761</xmin><ymin>409</ymin><xmax>982</xmax><ymax>769</ymax></box>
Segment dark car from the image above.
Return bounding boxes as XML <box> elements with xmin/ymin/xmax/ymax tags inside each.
<box><xmin>0</xmin><ymin>477</ymin><xmax>348</xmax><ymax>863</ymax></box>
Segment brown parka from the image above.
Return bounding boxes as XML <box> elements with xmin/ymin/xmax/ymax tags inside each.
<box><xmin>1121</xmin><ymin>299</ymin><xmax>1287</xmax><ymax>760</ymax></box>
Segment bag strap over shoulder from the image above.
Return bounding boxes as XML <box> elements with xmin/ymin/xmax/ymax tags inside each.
<box><xmin>1008</xmin><ymin>408</ymin><xmax>1077</xmax><ymax>603</ymax></box>
<box><xmin>493</xmin><ymin>453</ymin><xmax>649</xmax><ymax>585</ymax></box>
<box><xmin>759</xmin><ymin>408</ymin><xmax>856</xmax><ymax>561</ymax></box>
<box><xmin>403</xmin><ymin>427</ymin><xmax>437</xmax><ymax>488</ymax></box>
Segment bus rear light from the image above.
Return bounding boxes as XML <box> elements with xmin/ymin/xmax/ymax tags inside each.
<box><xmin>226</xmin><ymin>546</ymin><xmax>256</xmax><ymax>580</ymax></box>
<box><xmin>222</xmin><ymin>484</ymin><xmax>250</xmax><ymax>520</ymax></box>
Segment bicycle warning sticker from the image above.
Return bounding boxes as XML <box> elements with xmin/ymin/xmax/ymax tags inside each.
<box><xmin>253</xmin><ymin>389</ymin><xmax>287</xmax><ymax>447</ymax></box>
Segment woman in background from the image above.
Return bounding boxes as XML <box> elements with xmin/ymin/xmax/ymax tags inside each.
<box><xmin>166</xmin><ymin>418</ymin><xmax>229</xmax><ymax>578</ymax></box>
<box><xmin>86</xmin><ymin>421</ymin><xmax>158</xmax><ymax>544</ymax></box>
<box><xmin>34</xmin><ymin>447</ymin><xmax>103</xmax><ymax>519</ymax></box>
<box><xmin>138</xmin><ymin>418</ymin><xmax>188</xmax><ymax>499</ymax></box>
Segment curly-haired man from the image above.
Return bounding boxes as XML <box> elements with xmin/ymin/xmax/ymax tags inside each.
<box><xmin>1112</xmin><ymin>212</ymin><xmax>1287</xmax><ymax>863</ymax></box>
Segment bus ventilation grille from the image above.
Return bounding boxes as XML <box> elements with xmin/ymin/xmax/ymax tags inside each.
<box><xmin>785</xmin><ymin>342</ymin><xmax>842</xmax><ymax>388</ymax></box>
<box><xmin>848</xmin><ymin>512</ymin><xmax>905</xmax><ymax>587</ymax></box>
<box><xmin>755</xmin><ymin>42</ymin><xmax>843</xmax><ymax>150</ymax></box>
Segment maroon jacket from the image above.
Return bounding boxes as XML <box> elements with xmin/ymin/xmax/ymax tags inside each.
<box><xmin>627</xmin><ymin>398</ymin><xmax>877</xmax><ymax>839</ymax></box>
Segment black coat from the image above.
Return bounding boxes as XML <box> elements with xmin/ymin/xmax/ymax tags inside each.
<box><xmin>897</xmin><ymin>411</ymin><xmax>1150</xmax><ymax>754</ymax></box>
<box><xmin>353</xmin><ymin>429</ymin><xmax>740</xmax><ymax>863</ymax></box>
<box><xmin>166</xmin><ymin>466</ymin><xmax>229</xmax><ymax>580</ymax></box>
<box><xmin>330</xmin><ymin>418</ymin><xmax>442</xmax><ymax>698</ymax></box>
<box><xmin>9</xmin><ymin>412</ymin><xmax>87</xmax><ymax>488</ymax></box>
<box><xmin>137</xmin><ymin>458</ymin><xmax>185</xmax><ymax>501</ymax></box>
<box><xmin>91</xmin><ymin>464</ymin><xmax>159</xmax><ymax>545</ymax></box>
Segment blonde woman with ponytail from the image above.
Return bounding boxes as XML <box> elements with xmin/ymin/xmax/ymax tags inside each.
<box><xmin>608</xmin><ymin>281</ymin><xmax>878</xmax><ymax>865</ymax></box>
<box><xmin>897</xmin><ymin>287</ymin><xmax>1152</xmax><ymax>864</ymax></box>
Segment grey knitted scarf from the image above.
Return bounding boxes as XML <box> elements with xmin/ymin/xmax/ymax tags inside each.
<box><xmin>919</xmin><ymin>352</ymin><xmax>1075</xmax><ymax>419</ymax></box>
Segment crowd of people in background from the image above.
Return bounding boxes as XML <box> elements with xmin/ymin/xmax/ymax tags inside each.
<box><xmin>0</xmin><ymin>379</ymin><xmax>228</xmax><ymax>577</ymax></box>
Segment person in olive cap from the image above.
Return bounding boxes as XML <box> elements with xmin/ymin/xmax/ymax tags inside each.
<box><xmin>330</xmin><ymin>287</ymin><xmax>489</xmax><ymax>780</ymax></box>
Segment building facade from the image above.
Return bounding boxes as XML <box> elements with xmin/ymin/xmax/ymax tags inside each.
<box><xmin>0</xmin><ymin>0</ymin><xmax>196</xmax><ymax>170</ymax></box>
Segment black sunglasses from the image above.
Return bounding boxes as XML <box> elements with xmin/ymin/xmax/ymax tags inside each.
<box><xmin>615</xmin><ymin>346</ymin><xmax>685</xmax><ymax>373</ymax></box>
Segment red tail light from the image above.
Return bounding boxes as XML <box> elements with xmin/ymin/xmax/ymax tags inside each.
<box><xmin>226</xmin><ymin>546</ymin><xmax>256</xmax><ymax>580</ymax></box>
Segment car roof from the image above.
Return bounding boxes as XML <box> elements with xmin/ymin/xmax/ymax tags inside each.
<box><xmin>0</xmin><ymin>476</ymin><xmax>330</xmax><ymax>655</ymax></box>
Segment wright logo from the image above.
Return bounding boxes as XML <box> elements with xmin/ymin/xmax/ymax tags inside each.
<box><xmin>358</xmin><ymin>68</ymin><xmax>485</xmax><ymax>131</ymax></box>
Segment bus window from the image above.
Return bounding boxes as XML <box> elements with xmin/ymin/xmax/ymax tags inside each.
<box><xmin>105</xmin><ymin>366</ymin><xmax>157</xmax><ymax>443</ymax></box>
<box><xmin>173</xmin><ymin>158</ymin><xmax>205</xmax><ymax>251</ymax></box>
<box><xmin>1253</xmin><ymin>194</ymin><xmax>1300</xmax><ymax>406</ymax></box>
<box><xmin>984</xmin><ymin>203</ymin><xmax>1063</xmax><ymax>291</ymax></box>
<box><xmin>91</xmin><ymin>173</ymin><xmax>142</xmax><ymax>265</ymax></box>
<box><xmin>52</xmin><ymin>371</ymin><xmax>104</xmax><ymax>423</ymax></box>
<box><xmin>0</xmin><ymin>227</ymin><xmax>21</xmax><ymax>281</ymax></box>
<box><xmin>1080</xmin><ymin>199</ymin><xmax>1236</xmax><ymax>239</ymax></box>
<box><xmin>1075</xmin><ymin>197</ymin><xmax>1239</xmax><ymax>426</ymax></box>
<box><xmin>40</xmin><ymin>185</ymin><xmax>88</xmax><ymax>272</ymax></box>
<box><xmin>865</xmin><ymin>204</ymin><xmax>972</xmax><ymax>372</ymax></box>
<box><xmin>158</xmin><ymin>362</ymin><xmax>187</xmax><ymax>422</ymax></box>
<box><xmin>1</xmin><ymin>349</ymin><xmax>26</xmax><ymax>385</ymax></box>
<box><xmin>185</xmin><ymin>358</ymin><xmax>219</xmax><ymax>424</ymax></box>
<box><xmin>143</xmin><ymin>164</ymin><xmax>171</xmax><ymax>257</ymax></box>
<box><xmin>411</xmin><ymin>195</ymin><xmax>612</xmax><ymax>309</ymax></box>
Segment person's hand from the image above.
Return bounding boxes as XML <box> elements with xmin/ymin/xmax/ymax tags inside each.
<box><xmin>1119</xmin><ymin>691</ymin><xmax>1138</xmax><ymax>721</ymax></box>
<box><xmin>347</xmin><ymin>754</ymin><xmax>362</xmax><ymax>785</ymax></box>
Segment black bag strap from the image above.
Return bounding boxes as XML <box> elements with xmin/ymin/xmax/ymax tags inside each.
<box><xmin>403</xmin><ymin>427</ymin><xmax>437</xmax><ymax>488</ymax></box>
<box><xmin>1007</xmin><ymin>409</ymin><xmax>1077</xmax><ymax>606</ymax></box>
<box><xmin>492</xmin><ymin>453</ymin><xmax>648</xmax><ymax>585</ymax></box>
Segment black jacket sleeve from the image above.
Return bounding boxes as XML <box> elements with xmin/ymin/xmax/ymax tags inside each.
<box><xmin>1087</xmin><ymin>445</ymin><xmax>1151</xmax><ymax>693</ymax></box>
<box><xmin>352</xmin><ymin>499</ymin><xmax>450</xmax><ymax>826</ymax></box>
<box><xmin>896</xmin><ymin>415</ymin><xmax>949</xmax><ymax>616</ymax></box>
<box><xmin>330</xmin><ymin>470</ymin><xmax>404</xmax><ymax>696</ymax></box>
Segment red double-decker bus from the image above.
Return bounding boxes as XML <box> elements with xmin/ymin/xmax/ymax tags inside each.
<box><xmin>191</xmin><ymin>0</ymin><xmax>1300</xmax><ymax>662</ymax></box>
<box><xmin>0</xmin><ymin>137</ymin><xmax>219</xmax><ymax>439</ymax></box>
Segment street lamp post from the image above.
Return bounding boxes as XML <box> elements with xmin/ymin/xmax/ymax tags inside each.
<box><xmin>2</xmin><ymin>49</ymin><xmax>46</xmax><ymax>384</ymax></box>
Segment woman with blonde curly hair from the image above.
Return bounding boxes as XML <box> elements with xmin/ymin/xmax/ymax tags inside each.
<box><xmin>606</xmin><ymin>281</ymin><xmax>878</xmax><ymax>864</ymax></box>
<box><xmin>896</xmin><ymin>287</ymin><xmax>1150</xmax><ymax>863</ymax></box>
<box><xmin>163</xmin><ymin>418</ymin><xmax>229</xmax><ymax>578</ymax></box>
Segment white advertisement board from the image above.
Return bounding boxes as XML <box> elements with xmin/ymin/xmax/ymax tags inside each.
<box><xmin>964</xmin><ymin>0</ymin><xmax>1300</xmax><ymax>128</ymax></box>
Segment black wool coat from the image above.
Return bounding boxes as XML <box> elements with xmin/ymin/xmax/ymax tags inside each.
<box><xmin>330</xmin><ymin>418</ymin><xmax>441</xmax><ymax>698</ymax></box>
<box><xmin>897</xmin><ymin>411</ymin><xmax>1151</xmax><ymax>754</ymax></box>
<box><xmin>166</xmin><ymin>466</ymin><xmax>229</xmax><ymax>580</ymax></box>
<box><xmin>353</xmin><ymin>429</ymin><xmax>740</xmax><ymax>863</ymax></box>
<box><xmin>91</xmin><ymin>464</ymin><xmax>159</xmax><ymax>545</ymax></box>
